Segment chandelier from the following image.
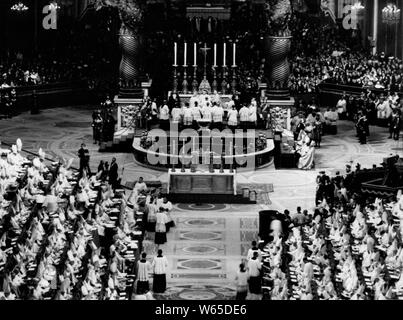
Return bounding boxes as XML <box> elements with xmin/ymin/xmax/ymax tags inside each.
<box><xmin>10</xmin><ymin>2</ymin><xmax>29</xmax><ymax>11</ymax></box>
<box><xmin>382</xmin><ymin>3</ymin><xmax>401</xmax><ymax>24</ymax></box>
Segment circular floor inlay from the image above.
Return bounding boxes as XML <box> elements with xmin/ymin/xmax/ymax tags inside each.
<box><xmin>178</xmin><ymin>290</ymin><xmax>217</xmax><ymax>300</ymax></box>
<box><xmin>177</xmin><ymin>203</ymin><xmax>226</xmax><ymax>211</ymax></box>
<box><xmin>183</xmin><ymin>245</ymin><xmax>218</xmax><ymax>254</ymax></box>
<box><xmin>186</xmin><ymin>219</ymin><xmax>215</xmax><ymax>226</ymax></box>
<box><xmin>154</xmin><ymin>284</ymin><xmax>235</xmax><ymax>301</ymax></box>
<box><xmin>181</xmin><ymin>259</ymin><xmax>219</xmax><ymax>269</ymax></box>
<box><xmin>181</xmin><ymin>231</ymin><xmax>220</xmax><ymax>241</ymax></box>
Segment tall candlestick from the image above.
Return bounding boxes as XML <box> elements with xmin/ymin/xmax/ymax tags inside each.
<box><xmin>184</xmin><ymin>42</ymin><xmax>187</xmax><ymax>66</ymax></box>
<box><xmin>174</xmin><ymin>42</ymin><xmax>178</xmax><ymax>66</ymax></box>
<box><xmin>232</xmin><ymin>43</ymin><xmax>236</xmax><ymax>67</ymax></box>
<box><xmin>223</xmin><ymin>43</ymin><xmax>226</xmax><ymax>67</ymax></box>
<box><xmin>213</xmin><ymin>43</ymin><xmax>217</xmax><ymax>67</ymax></box>
<box><xmin>181</xmin><ymin>138</ymin><xmax>185</xmax><ymax>172</ymax></box>
<box><xmin>193</xmin><ymin>43</ymin><xmax>197</xmax><ymax>66</ymax></box>
<box><xmin>171</xmin><ymin>140</ymin><xmax>176</xmax><ymax>171</ymax></box>
<box><xmin>229</xmin><ymin>141</ymin><xmax>234</xmax><ymax>173</ymax></box>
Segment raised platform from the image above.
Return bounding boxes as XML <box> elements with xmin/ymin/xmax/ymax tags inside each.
<box><xmin>132</xmin><ymin>136</ymin><xmax>275</xmax><ymax>171</ymax></box>
<box><xmin>99</xmin><ymin>128</ymin><xmax>139</xmax><ymax>152</ymax></box>
<box><xmin>113</xmin><ymin>128</ymin><xmax>136</xmax><ymax>145</ymax></box>
<box><xmin>167</xmin><ymin>193</ymin><xmax>257</xmax><ymax>204</ymax></box>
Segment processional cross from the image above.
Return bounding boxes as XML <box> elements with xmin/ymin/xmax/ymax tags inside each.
<box><xmin>200</xmin><ymin>43</ymin><xmax>211</xmax><ymax>81</ymax></box>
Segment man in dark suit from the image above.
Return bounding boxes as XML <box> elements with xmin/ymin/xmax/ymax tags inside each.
<box><xmin>109</xmin><ymin>157</ymin><xmax>119</xmax><ymax>190</ymax></box>
<box><xmin>389</xmin><ymin>109</ymin><xmax>401</xmax><ymax>141</ymax></box>
<box><xmin>356</xmin><ymin>111</ymin><xmax>368</xmax><ymax>144</ymax></box>
<box><xmin>315</xmin><ymin>171</ymin><xmax>328</xmax><ymax>205</ymax></box>
<box><xmin>78</xmin><ymin>143</ymin><xmax>91</xmax><ymax>176</ymax></box>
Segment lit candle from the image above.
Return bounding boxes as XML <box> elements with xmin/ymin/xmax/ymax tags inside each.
<box><xmin>193</xmin><ymin>43</ymin><xmax>197</xmax><ymax>66</ymax></box>
<box><xmin>213</xmin><ymin>43</ymin><xmax>217</xmax><ymax>67</ymax></box>
<box><xmin>233</xmin><ymin>42</ymin><xmax>236</xmax><ymax>67</ymax></box>
<box><xmin>184</xmin><ymin>42</ymin><xmax>187</xmax><ymax>66</ymax></box>
<box><xmin>223</xmin><ymin>43</ymin><xmax>226</xmax><ymax>67</ymax></box>
<box><xmin>174</xmin><ymin>42</ymin><xmax>177</xmax><ymax>66</ymax></box>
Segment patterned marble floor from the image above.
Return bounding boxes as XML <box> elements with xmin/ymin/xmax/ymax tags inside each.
<box><xmin>146</xmin><ymin>204</ymin><xmax>261</xmax><ymax>300</ymax></box>
<box><xmin>0</xmin><ymin>106</ymin><xmax>395</xmax><ymax>299</ymax></box>
<box><xmin>0</xmin><ymin>106</ymin><xmax>166</xmax><ymax>187</ymax></box>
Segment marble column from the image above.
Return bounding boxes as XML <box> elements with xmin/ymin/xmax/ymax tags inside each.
<box><xmin>263</xmin><ymin>0</ymin><xmax>293</xmax><ymax>100</ymax></box>
<box><xmin>118</xmin><ymin>1</ymin><xmax>144</xmax><ymax>99</ymax></box>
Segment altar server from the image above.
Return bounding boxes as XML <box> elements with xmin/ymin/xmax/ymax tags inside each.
<box><xmin>239</xmin><ymin>105</ymin><xmax>250</xmax><ymax>131</ymax></box>
<box><xmin>227</xmin><ymin>105</ymin><xmax>238</xmax><ymax>132</ymax></box>
<box><xmin>247</xmin><ymin>252</ymin><xmax>262</xmax><ymax>295</ymax></box>
<box><xmin>234</xmin><ymin>263</ymin><xmax>249</xmax><ymax>300</ymax></box>
<box><xmin>152</xmin><ymin>249</ymin><xmax>169</xmax><ymax>293</ymax></box>
<box><xmin>249</xmin><ymin>99</ymin><xmax>257</xmax><ymax>129</ymax></box>
<box><xmin>136</xmin><ymin>252</ymin><xmax>152</xmax><ymax>294</ymax></box>
<box><xmin>159</xmin><ymin>100</ymin><xmax>170</xmax><ymax>131</ymax></box>
<box><xmin>212</xmin><ymin>102</ymin><xmax>224</xmax><ymax>131</ymax></box>
<box><xmin>191</xmin><ymin>101</ymin><xmax>202</xmax><ymax>129</ymax></box>
<box><xmin>155</xmin><ymin>208</ymin><xmax>168</xmax><ymax>246</ymax></box>
<box><xmin>171</xmin><ymin>103</ymin><xmax>183</xmax><ymax>127</ymax></box>
<box><xmin>183</xmin><ymin>103</ymin><xmax>193</xmax><ymax>128</ymax></box>
<box><xmin>201</xmin><ymin>102</ymin><xmax>212</xmax><ymax>123</ymax></box>
<box><xmin>160</xmin><ymin>196</ymin><xmax>174</xmax><ymax>232</ymax></box>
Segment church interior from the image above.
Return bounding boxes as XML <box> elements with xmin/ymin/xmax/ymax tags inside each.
<box><xmin>1</xmin><ymin>0</ymin><xmax>403</xmax><ymax>302</ymax></box>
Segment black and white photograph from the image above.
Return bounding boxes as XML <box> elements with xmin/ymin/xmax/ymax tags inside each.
<box><xmin>0</xmin><ymin>0</ymin><xmax>403</xmax><ymax>312</ymax></box>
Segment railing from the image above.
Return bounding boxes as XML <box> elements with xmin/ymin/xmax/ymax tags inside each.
<box><xmin>0</xmin><ymin>80</ymin><xmax>94</xmax><ymax>112</ymax></box>
<box><xmin>0</xmin><ymin>80</ymin><xmax>87</xmax><ymax>95</ymax></box>
<box><xmin>319</xmin><ymin>81</ymin><xmax>401</xmax><ymax>96</ymax></box>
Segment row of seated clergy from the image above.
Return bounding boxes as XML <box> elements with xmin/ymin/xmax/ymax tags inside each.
<box><xmin>1</xmin><ymin>142</ymin><xmax>79</xmax><ymax>299</ymax></box>
<box><xmin>259</xmin><ymin>166</ymin><xmax>403</xmax><ymax>300</ymax></box>
<box><xmin>0</xmin><ymin>139</ymin><xmax>145</xmax><ymax>300</ymax></box>
<box><xmin>261</xmin><ymin>233</ymin><xmax>289</xmax><ymax>300</ymax></box>
<box><xmin>329</xmin><ymin>195</ymin><xmax>403</xmax><ymax>299</ymax></box>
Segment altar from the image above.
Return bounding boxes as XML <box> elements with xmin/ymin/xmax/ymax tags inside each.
<box><xmin>167</xmin><ymin>168</ymin><xmax>236</xmax><ymax>195</ymax></box>
<box><xmin>177</xmin><ymin>93</ymin><xmax>233</xmax><ymax>107</ymax></box>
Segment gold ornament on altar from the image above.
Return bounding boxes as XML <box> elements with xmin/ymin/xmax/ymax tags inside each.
<box><xmin>270</xmin><ymin>106</ymin><xmax>288</xmax><ymax>130</ymax></box>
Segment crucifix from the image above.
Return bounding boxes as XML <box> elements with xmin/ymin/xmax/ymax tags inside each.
<box><xmin>200</xmin><ymin>43</ymin><xmax>211</xmax><ymax>81</ymax></box>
